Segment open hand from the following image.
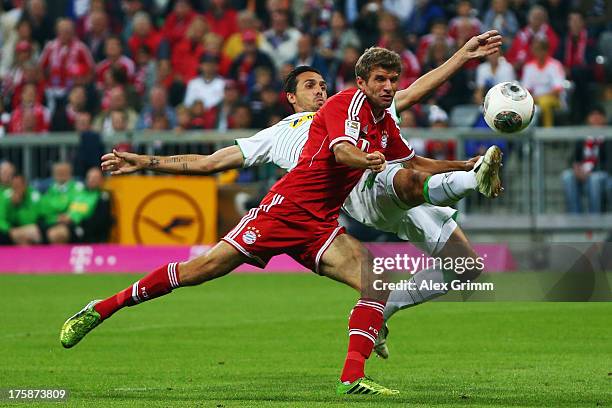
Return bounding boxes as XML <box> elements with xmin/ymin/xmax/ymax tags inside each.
<box><xmin>101</xmin><ymin>149</ymin><xmax>145</xmax><ymax>175</ymax></box>
<box><xmin>462</xmin><ymin>30</ymin><xmax>503</xmax><ymax>59</ymax></box>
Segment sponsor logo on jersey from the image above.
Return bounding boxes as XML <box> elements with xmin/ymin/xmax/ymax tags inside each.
<box><xmin>290</xmin><ymin>114</ymin><xmax>315</xmax><ymax>128</ymax></box>
<box><xmin>345</xmin><ymin>120</ymin><xmax>361</xmax><ymax>140</ymax></box>
<box><xmin>381</xmin><ymin>130</ymin><xmax>388</xmax><ymax>148</ymax></box>
<box><xmin>243</xmin><ymin>226</ymin><xmax>261</xmax><ymax>245</ymax></box>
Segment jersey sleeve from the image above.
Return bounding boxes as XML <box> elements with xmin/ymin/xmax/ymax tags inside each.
<box><xmin>326</xmin><ymin>91</ymin><xmax>366</xmax><ymax>150</ymax></box>
<box><xmin>385</xmin><ymin>122</ymin><xmax>415</xmax><ymax>163</ymax></box>
<box><xmin>235</xmin><ymin>126</ymin><xmax>276</xmax><ymax>167</ymax></box>
<box><xmin>388</xmin><ymin>99</ymin><xmax>400</xmax><ymax>125</ymax></box>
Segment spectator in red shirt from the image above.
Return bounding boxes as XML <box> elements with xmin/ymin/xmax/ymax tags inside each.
<box><xmin>448</xmin><ymin>0</ymin><xmax>482</xmax><ymax>41</ymax></box>
<box><xmin>376</xmin><ymin>11</ymin><xmax>400</xmax><ymax>50</ymax></box>
<box><xmin>39</xmin><ymin>18</ymin><xmax>95</xmax><ymax>108</ymax></box>
<box><xmin>204</xmin><ymin>0</ymin><xmax>238</xmax><ymax>41</ymax></box>
<box><xmin>203</xmin><ymin>32</ymin><xmax>233</xmax><ymax>77</ymax></box>
<box><xmin>128</xmin><ymin>12</ymin><xmax>163</xmax><ymax>59</ymax></box>
<box><xmin>96</xmin><ymin>36</ymin><xmax>136</xmax><ymax>90</ymax></box>
<box><xmin>7</xmin><ymin>62</ymin><xmax>45</xmax><ymax>111</ymax></box>
<box><xmin>506</xmin><ymin>5</ymin><xmax>559</xmax><ymax>71</ymax></box>
<box><xmin>557</xmin><ymin>10</ymin><xmax>597</xmax><ymax>122</ymax></box>
<box><xmin>387</xmin><ymin>35</ymin><xmax>421</xmax><ymax>90</ymax></box>
<box><xmin>163</xmin><ymin>0</ymin><xmax>199</xmax><ymax>47</ymax></box>
<box><xmin>229</xmin><ymin>30</ymin><xmax>276</xmax><ymax>94</ymax></box>
<box><xmin>171</xmin><ymin>16</ymin><xmax>207</xmax><ymax>82</ymax></box>
<box><xmin>8</xmin><ymin>83</ymin><xmax>50</xmax><ymax>134</ymax></box>
<box><xmin>416</xmin><ymin>20</ymin><xmax>455</xmax><ymax>65</ymax></box>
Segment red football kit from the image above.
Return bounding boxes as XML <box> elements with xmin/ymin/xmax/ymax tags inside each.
<box><xmin>222</xmin><ymin>88</ymin><xmax>414</xmax><ymax>272</ymax></box>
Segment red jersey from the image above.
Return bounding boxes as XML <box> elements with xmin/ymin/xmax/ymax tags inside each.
<box><xmin>271</xmin><ymin>88</ymin><xmax>414</xmax><ymax>221</ymax></box>
<box><xmin>39</xmin><ymin>39</ymin><xmax>95</xmax><ymax>91</ymax></box>
<box><xmin>95</xmin><ymin>56</ymin><xmax>136</xmax><ymax>88</ymax></box>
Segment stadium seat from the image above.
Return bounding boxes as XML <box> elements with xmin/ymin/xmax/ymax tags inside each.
<box><xmin>449</xmin><ymin>105</ymin><xmax>481</xmax><ymax>127</ymax></box>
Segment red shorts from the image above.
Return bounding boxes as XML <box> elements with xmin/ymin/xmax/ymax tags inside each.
<box><xmin>222</xmin><ymin>192</ymin><xmax>345</xmax><ymax>273</ymax></box>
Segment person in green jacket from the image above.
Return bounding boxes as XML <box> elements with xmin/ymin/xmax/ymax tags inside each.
<box><xmin>0</xmin><ymin>174</ymin><xmax>42</xmax><ymax>245</ymax></box>
<box><xmin>0</xmin><ymin>161</ymin><xmax>15</xmax><ymax>194</ymax></box>
<box><xmin>39</xmin><ymin>162</ymin><xmax>84</xmax><ymax>233</ymax></box>
<box><xmin>47</xmin><ymin>167</ymin><xmax>112</xmax><ymax>244</ymax></box>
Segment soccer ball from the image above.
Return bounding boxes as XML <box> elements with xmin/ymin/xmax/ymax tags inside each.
<box><xmin>483</xmin><ymin>82</ymin><xmax>535</xmax><ymax>133</ymax></box>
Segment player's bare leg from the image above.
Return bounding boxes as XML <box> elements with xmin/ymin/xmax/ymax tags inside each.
<box><xmin>60</xmin><ymin>241</ymin><xmax>248</xmax><ymax>348</ymax></box>
<box><xmin>318</xmin><ymin>234</ymin><xmax>398</xmax><ymax>394</ymax></box>
<box><xmin>376</xmin><ymin>226</ymin><xmax>483</xmax><ymax>358</ymax></box>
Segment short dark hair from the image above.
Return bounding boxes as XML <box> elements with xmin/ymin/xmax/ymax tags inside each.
<box><xmin>283</xmin><ymin>66</ymin><xmax>323</xmax><ymax>94</ymax></box>
<box><xmin>355</xmin><ymin>47</ymin><xmax>402</xmax><ymax>81</ymax></box>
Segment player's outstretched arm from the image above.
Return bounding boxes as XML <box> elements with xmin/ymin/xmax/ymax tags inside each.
<box><xmin>100</xmin><ymin>146</ymin><xmax>245</xmax><ymax>176</ymax></box>
<box><xmin>393</xmin><ymin>30</ymin><xmax>503</xmax><ymax>114</ymax></box>
<box><xmin>404</xmin><ymin>155</ymin><xmax>480</xmax><ymax>174</ymax></box>
<box><xmin>332</xmin><ymin>142</ymin><xmax>386</xmax><ymax>173</ymax></box>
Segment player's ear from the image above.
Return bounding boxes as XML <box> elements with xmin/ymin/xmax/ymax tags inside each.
<box><xmin>286</xmin><ymin>92</ymin><xmax>297</xmax><ymax>105</ymax></box>
<box><xmin>356</xmin><ymin>76</ymin><xmax>366</xmax><ymax>90</ymax></box>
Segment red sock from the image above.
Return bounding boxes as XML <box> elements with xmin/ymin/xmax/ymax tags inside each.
<box><xmin>340</xmin><ymin>298</ymin><xmax>385</xmax><ymax>383</ymax></box>
<box><xmin>94</xmin><ymin>262</ymin><xmax>181</xmax><ymax>320</ymax></box>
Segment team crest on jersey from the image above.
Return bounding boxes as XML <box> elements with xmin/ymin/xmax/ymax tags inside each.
<box><xmin>381</xmin><ymin>130</ymin><xmax>388</xmax><ymax>148</ymax></box>
<box><xmin>242</xmin><ymin>226</ymin><xmax>261</xmax><ymax>245</ymax></box>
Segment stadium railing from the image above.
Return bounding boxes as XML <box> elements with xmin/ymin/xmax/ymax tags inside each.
<box><xmin>1</xmin><ymin>126</ymin><xmax>611</xmax><ymax>236</ymax></box>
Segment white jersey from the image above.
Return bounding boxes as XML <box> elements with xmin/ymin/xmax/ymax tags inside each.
<box><xmin>235</xmin><ymin>106</ymin><xmax>458</xmax><ymax>255</ymax></box>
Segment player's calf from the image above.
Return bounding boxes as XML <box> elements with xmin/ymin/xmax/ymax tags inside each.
<box><xmin>178</xmin><ymin>242</ymin><xmax>245</xmax><ymax>286</ymax></box>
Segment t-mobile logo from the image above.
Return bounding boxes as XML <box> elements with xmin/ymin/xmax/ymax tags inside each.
<box><xmin>69</xmin><ymin>246</ymin><xmax>94</xmax><ymax>273</ymax></box>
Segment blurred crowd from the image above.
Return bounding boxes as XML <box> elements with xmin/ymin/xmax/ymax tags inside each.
<box><xmin>0</xmin><ymin>0</ymin><xmax>611</xmax><ymax>228</ymax></box>
<box><xmin>0</xmin><ymin>160</ymin><xmax>112</xmax><ymax>245</ymax></box>
<box><xmin>0</xmin><ymin>0</ymin><xmax>610</xmax><ymax>139</ymax></box>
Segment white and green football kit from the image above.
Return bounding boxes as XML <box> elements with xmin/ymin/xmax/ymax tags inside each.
<box><xmin>235</xmin><ymin>108</ymin><xmax>458</xmax><ymax>256</ymax></box>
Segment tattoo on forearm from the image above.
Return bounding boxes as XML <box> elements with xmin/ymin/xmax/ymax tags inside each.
<box><xmin>162</xmin><ymin>156</ymin><xmax>199</xmax><ymax>164</ymax></box>
<box><xmin>148</xmin><ymin>157</ymin><xmax>160</xmax><ymax>168</ymax></box>
<box><xmin>181</xmin><ymin>163</ymin><xmax>188</xmax><ymax>172</ymax></box>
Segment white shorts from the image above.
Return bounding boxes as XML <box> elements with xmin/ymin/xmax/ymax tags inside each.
<box><xmin>342</xmin><ymin>163</ymin><xmax>458</xmax><ymax>255</ymax></box>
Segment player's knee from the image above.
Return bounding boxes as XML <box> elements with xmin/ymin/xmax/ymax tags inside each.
<box><xmin>394</xmin><ymin>170</ymin><xmax>428</xmax><ymax>207</ymax></box>
<box><xmin>456</xmin><ymin>255</ymin><xmax>483</xmax><ymax>281</ymax></box>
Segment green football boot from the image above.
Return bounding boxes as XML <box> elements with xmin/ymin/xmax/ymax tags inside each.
<box><xmin>474</xmin><ymin>145</ymin><xmax>503</xmax><ymax>198</ymax></box>
<box><xmin>373</xmin><ymin>323</ymin><xmax>389</xmax><ymax>359</ymax></box>
<box><xmin>337</xmin><ymin>377</ymin><xmax>400</xmax><ymax>395</ymax></box>
<box><xmin>60</xmin><ymin>300</ymin><xmax>102</xmax><ymax>348</ymax></box>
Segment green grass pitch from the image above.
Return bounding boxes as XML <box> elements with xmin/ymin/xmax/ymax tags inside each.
<box><xmin>1</xmin><ymin>273</ymin><xmax>610</xmax><ymax>407</ymax></box>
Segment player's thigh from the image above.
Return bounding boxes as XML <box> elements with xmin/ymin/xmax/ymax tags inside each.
<box><xmin>319</xmin><ymin>234</ymin><xmax>390</xmax><ymax>300</ymax></box>
<box><xmin>179</xmin><ymin>241</ymin><xmax>248</xmax><ymax>286</ymax></box>
<box><xmin>437</xmin><ymin>226</ymin><xmax>482</xmax><ymax>281</ymax></box>
<box><xmin>318</xmin><ymin>233</ymin><xmax>363</xmax><ymax>291</ymax></box>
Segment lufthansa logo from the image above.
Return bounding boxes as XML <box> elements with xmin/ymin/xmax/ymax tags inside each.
<box><xmin>133</xmin><ymin>189</ymin><xmax>205</xmax><ymax>244</ymax></box>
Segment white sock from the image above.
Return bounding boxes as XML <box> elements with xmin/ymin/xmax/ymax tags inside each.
<box><xmin>383</xmin><ymin>268</ymin><xmax>453</xmax><ymax>321</ymax></box>
<box><xmin>425</xmin><ymin>171</ymin><xmax>476</xmax><ymax>206</ymax></box>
